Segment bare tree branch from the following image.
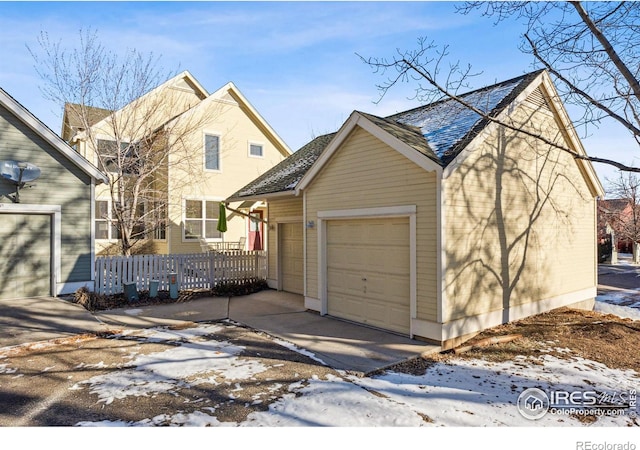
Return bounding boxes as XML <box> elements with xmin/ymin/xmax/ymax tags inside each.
<box><xmin>30</xmin><ymin>29</ymin><xmax>218</xmax><ymax>255</ymax></box>
<box><xmin>363</xmin><ymin>2</ymin><xmax>640</xmax><ymax>175</ymax></box>
<box><xmin>524</xmin><ymin>33</ymin><xmax>640</xmax><ymax>140</ymax></box>
<box><xmin>569</xmin><ymin>1</ymin><xmax>640</xmax><ymax>104</ymax></box>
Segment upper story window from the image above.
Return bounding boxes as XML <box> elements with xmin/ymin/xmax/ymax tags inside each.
<box><xmin>96</xmin><ymin>139</ymin><xmax>140</xmax><ymax>174</ymax></box>
<box><xmin>204</xmin><ymin>134</ymin><xmax>220</xmax><ymax>171</ymax></box>
<box><xmin>249</xmin><ymin>143</ymin><xmax>264</xmax><ymax>158</ymax></box>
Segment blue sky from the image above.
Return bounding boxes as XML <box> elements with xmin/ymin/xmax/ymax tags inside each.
<box><xmin>0</xmin><ymin>1</ymin><xmax>633</xmax><ymax>185</ymax></box>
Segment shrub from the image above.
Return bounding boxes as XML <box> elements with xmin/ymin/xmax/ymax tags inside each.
<box><xmin>73</xmin><ymin>278</ymin><xmax>269</xmax><ymax>312</ymax></box>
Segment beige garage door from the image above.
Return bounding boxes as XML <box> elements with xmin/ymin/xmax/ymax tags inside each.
<box><xmin>280</xmin><ymin>222</ymin><xmax>304</xmax><ymax>294</ymax></box>
<box><xmin>0</xmin><ymin>214</ymin><xmax>52</xmax><ymax>300</ymax></box>
<box><xmin>327</xmin><ymin>217</ymin><xmax>410</xmax><ymax>334</ymax></box>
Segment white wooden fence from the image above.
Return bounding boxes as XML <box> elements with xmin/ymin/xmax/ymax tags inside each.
<box><xmin>95</xmin><ymin>251</ymin><xmax>267</xmax><ymax>296</ymax></box>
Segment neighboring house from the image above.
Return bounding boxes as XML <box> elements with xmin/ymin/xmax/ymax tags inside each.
<box><xmin>228</xmin><ymin>70</ymin><xmax>604</xmax><ymax>349</ymax></box>
<box><xmin>598</xmin><ymin>198</ymin><xmax>636</xmax><ymax>254</ymax></box>
<box><xmin>62</xmin><ymin>71</ymin><xmax>291</xmax><ymax>255</ymax></box>
<box><xmin>0</xmin><ymin>88</ymin><xmax>108</xmax><ymax>300</ymax></box>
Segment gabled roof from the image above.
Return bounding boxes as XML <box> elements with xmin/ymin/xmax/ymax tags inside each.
<box><xmin>231</xmin><ymin>69</ymin><xmax>605</xmax><ymax>200</ymax></box>
<box><xmin>357</xmin><ymin>111</ymin><xmax>439</xmax><ymax>164</ymax></box>
<box><xmin>227</xmin><ymin>133</ymin><xmax>334</xmax><ymax>201</ymax></box>
<box><xmin>76</xmin><ymin>70</ymin><xmax>209</xmax><ymax>141</ymax></box>
<box><xmin>598</xmin><ymin>198</ymin><xmax>632</xmax><ymax>214</ymax></box>
<box><xmin>229</xmin><ymin>71</ymin><xmax>544</xmax><ymax>201</ymax></box>
<box><xmin>61</xmin><ymin>103</ymin><xmax>111</xmax><ymax>142</ymax></box>
<box><xmin>388</xmin><ymin>69</ymin><xmax>544</xmax><ymax>166</ymax></box>
<box><xmin>0</xmin><ymin>88</ymin><xmax>108</xmax><ymax>184</ymax></box>
<box><xmin>178</xmin><ymin>81</ymin><xmax>292</xmax><ymax>159</ymax></box>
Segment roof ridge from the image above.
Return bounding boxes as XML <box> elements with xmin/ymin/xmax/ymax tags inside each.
<box><xmin>226</xmin><ymin>69</ymin><xmax>547</xmax><ymax>199</ymax></box>
<box><xmin>385</xmin><ymin>69</ymin><xmax>545</xmax><ymax>120</ymax></box>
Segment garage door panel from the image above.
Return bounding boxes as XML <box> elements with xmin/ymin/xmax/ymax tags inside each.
<box><xmin>327</xmin><ymin>217</ymin><xmax>410</xmax><ymax>335</ymax></box>
<box><xmin>0</xmin><ymin>214</ymin><xmax>51</xmax><ymax>300</ymax></box>
<box><xmin>328</xmin><ymin>268</ymin><xmax>363</xmax><ymax>296</ymax></box>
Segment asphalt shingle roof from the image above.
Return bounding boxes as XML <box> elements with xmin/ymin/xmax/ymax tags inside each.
<box><xmin>229</xmin><ymin>70</ymin><xmax>543</xmax><ymax>200</ymax></box>
<box><xmin>388</xmin><ymin>70</ymin><xmax>543</xmax><ymax>165</ymax></box>
<box><xmin>62</xmin><ymin>103</ymin><xmax>112</xmax><ymax>141</ymax></box>
<box><xmin>228</xmin><ymin>133</ymin><xmax>336</xmax><ymax>199</ymax></box>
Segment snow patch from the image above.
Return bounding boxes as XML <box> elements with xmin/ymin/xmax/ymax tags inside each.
<box><xmin>72</xmin><ymin>324</ymin><xmax>268</xmax><ymax>405</ymax></box>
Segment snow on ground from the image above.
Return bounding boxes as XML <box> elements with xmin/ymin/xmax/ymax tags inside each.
<box><xmin>597</xmin><ymin>253</ymin><xmax>640</xmax><ymax>319</ymax></box>
<box><xmin>595</xmin><ymin>292</ymin><xmax>640</xmax><ymax>320</ymax></box>
<box><xmin>73</xmin><ymin>323</ymin><xmax>638</xmax><ymax>427</ymax></box>
<box><xmin>70</xmin><ymin>260</ymin><xmax>640</xmax><ymax>428</ymax></box>
<box><xmin>243</xmin><ymin>352</ymin><xmax>637</xmax><ymax>427</ymax></box>
<box><xmin>72</xmin><ymin>324</ymin><xmax>268</xmax><ymax>405</ymax></box>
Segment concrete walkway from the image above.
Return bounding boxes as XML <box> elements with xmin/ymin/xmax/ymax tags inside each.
<box><xmin>1</xmin><ymin>290</ymin><xmax>440</xmax><ymax>375</ymax></box>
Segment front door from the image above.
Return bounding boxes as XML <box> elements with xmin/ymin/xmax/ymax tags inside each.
<box><xmin>248</xmin><ymin>210</ymin><xmax>264</xmax><ymax>250</ymax></box>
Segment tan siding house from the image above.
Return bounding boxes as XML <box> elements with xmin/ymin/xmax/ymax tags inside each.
<box><xmin>62</xmin><ymin>71</ymin><xmax>291</xmax><ymax>255</ymax></box>
<box><xmin>228</xmin><ymin>70</ymin><xmax>603</xmax><ymax>348</ymax></box>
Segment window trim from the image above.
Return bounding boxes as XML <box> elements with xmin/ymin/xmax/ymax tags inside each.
<box><xmin>248</xmin><ymin>141</ymin><xmax>264</xmax><ymax>159</ymax></box>
<box><xmin>95</xmin><ymin>137</ymin><xmax>136</xmax><ymax>175</ymax></box>
<box><xmin>94</xmin><ymin>199</ymin><xmax>118</xmax><ymax>241</ymax></box>
<box><xmin>182</xmin><ymin>197</ymin><xmax>225</xmax><ymax>242</ymax></box>
<box><xmin>94</xmin><ymin>198</ymin><xmax>166</xmax><ymax>242</ymax></box>
<box><xmin>203</xmin><ymin>132</ymin><xmax>222</xmax><ymax>172</ymax></box>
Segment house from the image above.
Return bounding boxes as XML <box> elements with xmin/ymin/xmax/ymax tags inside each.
<box><xmin>0</xmin><ymin>88</ymin><xmax>108</xmax><ymax>300</ymax></box>
<box><xmin>62</xmin><ymin>71</ymin><xmax>291</xmax><ymax>255</ymax></box>
<box><xmin>598</xmin><ymin>198</ymin><xmax>636</xmax><ymax>254</ymax></box>
<box><xmin>228</xmin><ymin>70</ymin><xmax>604</xmax><ymax>349</ymax></box>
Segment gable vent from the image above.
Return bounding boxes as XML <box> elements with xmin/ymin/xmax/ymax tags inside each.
<box><xmin>526</xmin><ymin>87</ymin><xmax>552</xmax><ymax>111</ymax></box>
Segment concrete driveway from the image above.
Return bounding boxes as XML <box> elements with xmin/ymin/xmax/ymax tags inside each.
<box><xmin>598</xmin><ymin>261</ymin><xmax>640</xmax><ymax>292</ymax></box>
<box><xmin>0</xmin><ymin>296</ymin><xmax>109</xmax><ymax>347</ymax></box>
<box><xmin>0</xmin><ymin>290</ymin><xmax>439</xmax><ymax>375</ymax></box>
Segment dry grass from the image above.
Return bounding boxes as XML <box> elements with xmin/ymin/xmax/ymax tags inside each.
<box><xmin>424</xmin><ymin>307</ymin><xmax>640</xmax><ymax>372</ymax></box>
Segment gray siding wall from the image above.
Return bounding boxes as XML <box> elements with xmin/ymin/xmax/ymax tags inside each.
<box><xmin>0</xmin><ymin>104</ymin><xmax>94</xmax><ymax>284</ymax></box>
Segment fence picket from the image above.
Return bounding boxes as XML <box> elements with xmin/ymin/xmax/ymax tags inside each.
<box><xmin>94</xmin><ymin>251</ymin><xmax>267</xmax><ymax>295</ymax></box>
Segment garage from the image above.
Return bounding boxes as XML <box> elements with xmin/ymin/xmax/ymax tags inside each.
<box><xmin>326</xmin><ymin>217</ymin><xmax>410</xmax><ymax>334</ymax></box>
<box><xmin>0</xmin><ymin>213</ymin><xmax>52</xmax><ymax>300</ymax></box>
<box><xmin>279</xmin><ymin>222</ymin><xmax>304</xmax><ymax>294</ymax></box>
<box><xmin>0</xmin><ymin>88</ymin><xmax>108</xmax><ymax>299</ymax></box>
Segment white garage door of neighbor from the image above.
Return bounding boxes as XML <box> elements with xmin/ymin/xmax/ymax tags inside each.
<box><xmin>327</xmin><ymin>217</ymin><xmax>410</xmax><ymax>334</ymax></box>
<box><xmin>0</xmin><ymin>214</ymin><xmax>52</xmax><ymax>300</ymax></box>
<box><xmin>280</xmin><ymin>222</ymin><xmax>304</xmax><ymax>295</ymax></box>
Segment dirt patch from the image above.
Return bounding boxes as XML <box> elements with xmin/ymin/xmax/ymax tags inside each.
<box><xmin>422</xmin><ymin>307</ymin><xmax>640</xmax><ymax>372</ymax></box>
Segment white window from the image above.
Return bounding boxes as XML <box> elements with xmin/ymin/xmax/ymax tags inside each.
<box><xmin>184</xmin><ymin>199</ymin><xmax>221</xmax><ymax>240</ymax></box>
<box><xmin>204</xmin><ymin>134</ymin><xmax>220</xmax><ymax>171</ymax></box>
<box><xmin>95</xmin><ymin>200</ymin><xmax>120</xmax><ymax>240</ymax></box>
<box><xmin>95</xmin><ymin>199</ymin><xmax>165</xmax><ymax>240</ymax></box>
<box><xmin>249</xmin><ymin>142</ymin><xmax>264</xmax><ymax>158</ymax></box>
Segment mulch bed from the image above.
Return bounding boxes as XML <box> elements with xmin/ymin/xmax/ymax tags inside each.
<box><xmin>424</xmin><ymin>307</ymin><xmax>640</xmax><ymax>372</ymax></box>
<box><xmin>71</xmin><ymin>280</ymin><xmax>269</xmax><ymax>312</ymax></box>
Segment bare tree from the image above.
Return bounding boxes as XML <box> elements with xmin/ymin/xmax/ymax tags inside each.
<box><xmin>360</xmin><ymin>1</ymin><xmax>640</xmax><ymax>173</ymax></box>
<box><xmin>29</xmin><ymin>29</ymin><xmax>216</xmax><ymax>255</ymax></box>
<box><xmin>605</xmin><ymin>173</ymin><xmax>640</xmax><ymax>262</ymax></box>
